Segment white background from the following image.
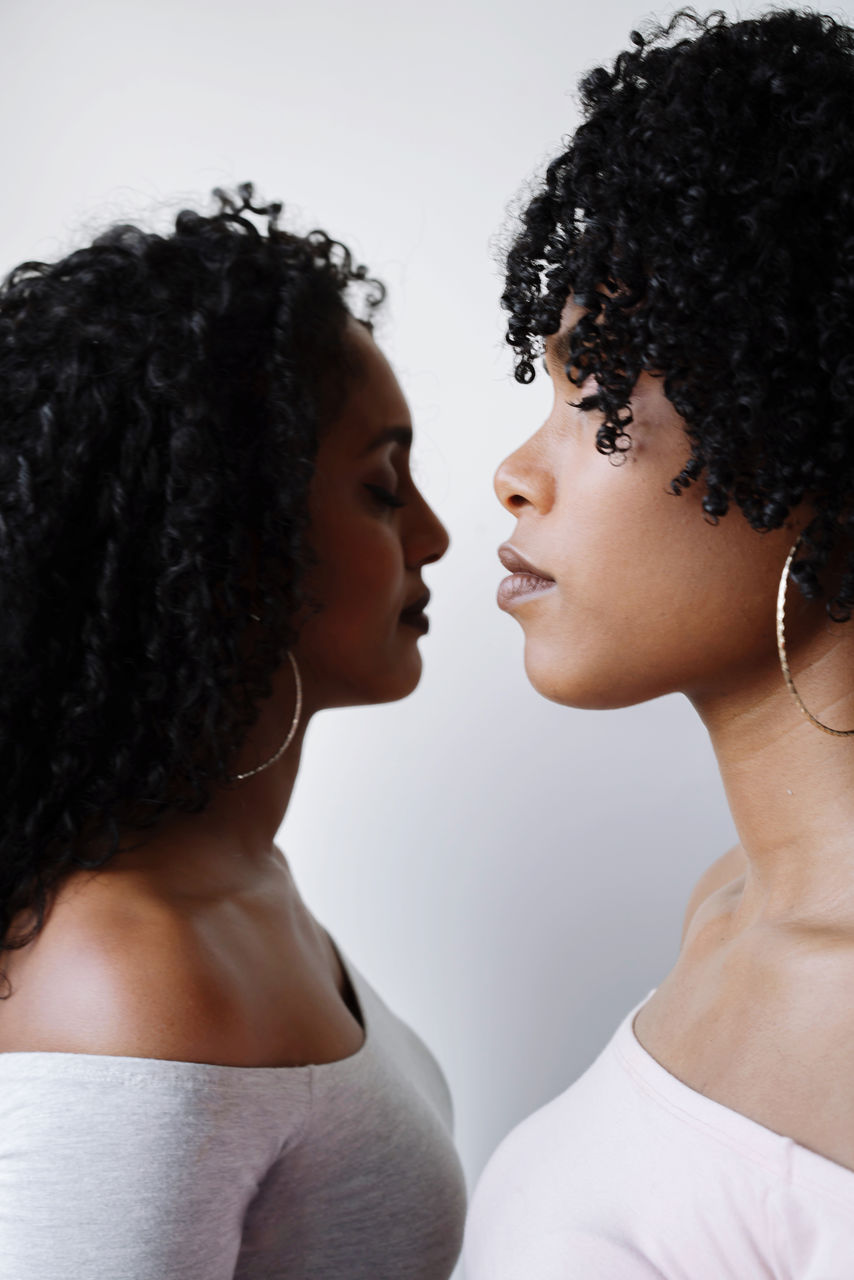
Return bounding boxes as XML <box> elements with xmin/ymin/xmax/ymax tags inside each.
<box><xmin>5</xmin><ymin>0</ymin><xmax>849</xmax><ymax>1254</ymax></box>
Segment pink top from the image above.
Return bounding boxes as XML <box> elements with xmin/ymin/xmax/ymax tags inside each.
<box><xmin>465</xmin><ymin>991</ymin><xmax>854</xmax><ymax>1279</ymax></box>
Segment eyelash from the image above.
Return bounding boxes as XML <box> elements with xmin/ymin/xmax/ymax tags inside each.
<box><xmin>571</xmin><ymin>394</ymin><xmax>603</xmax><ymax>413</ymax></box>
<box><xmin>364</xmin><ymin>483</ymin><xmax>406</xmax><ymax>510</ymax></box>
<box><xmin>543</xmin><ymin>358</ymin><xmax>602</xmax><ymax>413</ymax></box>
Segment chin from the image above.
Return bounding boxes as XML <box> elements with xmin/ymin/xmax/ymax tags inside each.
<box><xmin>343</xmin><ymin>650</ymin><xmax>424</xmax><ymax>708</ymax></box>
<box><xmin>522</xmin><ymin>645</ymin><xmax>667</xmax><ymax>712</ymax></box>
<box><xmin>378</xmin><ymin>652</ymin><xmax>424</xmax><ymax>703</ymax></box>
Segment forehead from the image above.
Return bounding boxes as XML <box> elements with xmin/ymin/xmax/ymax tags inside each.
<box><xmin>321</xmin><ymin>321</ymin><xmax>411</xmax><ymax>455</ymax></box>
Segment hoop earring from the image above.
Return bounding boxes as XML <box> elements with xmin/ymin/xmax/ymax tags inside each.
<box><xmin>776</xmin><ymin>538</ymin><xmax>854</xmax><ymax>737</ymax></box>
<box><xmin>229</xmin><ymin>650</ymin><xmax>303</xmax><ymax>781</ymax></box>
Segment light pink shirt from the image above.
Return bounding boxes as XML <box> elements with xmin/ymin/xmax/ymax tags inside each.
<box><xmin>465</xmin><ymin>992</ymin><xmax>854</xmax><ymax>1278</ymax></box>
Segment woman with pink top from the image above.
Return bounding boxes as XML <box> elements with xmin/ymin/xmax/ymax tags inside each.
<box><xmin>467</xmin><ymin>10</ymin><xmax>854</xmax><ymax>1277</ymax></box>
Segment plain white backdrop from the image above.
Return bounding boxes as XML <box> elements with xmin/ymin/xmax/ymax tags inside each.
<box><xmin>6</xmin><ymin>0</ymin><xmax>853</xmax><ymax>1258</ymax></box>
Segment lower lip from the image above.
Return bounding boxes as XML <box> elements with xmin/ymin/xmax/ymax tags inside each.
<box><xmin>400</xmin><ymin>611</ymin><xmax>429</xmax><ymax>634</ymax></box>
<box><xmin>497</xmin><ymin>573</ymin><xmax>556</xmax><ymax>611</ymax></box>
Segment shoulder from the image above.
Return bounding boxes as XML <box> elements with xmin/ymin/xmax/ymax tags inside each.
<box><xmin>763</xmin><ymin>922</ymin><xmax>854</xmax><ymax>1172</ymax></box>
<box><xmin>680</xmin><ymin>843</ymin><xmax>747</xmax><ymax>946</ymax></box>
<box><xmin>0</xmin><ymin>868</ymin><xmax>248</xmax><ymax>1063</ymax></box>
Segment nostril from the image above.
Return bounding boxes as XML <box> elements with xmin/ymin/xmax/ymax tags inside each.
<box><xmin>494</xmin><ymin>442</ymin><xmax>542</xmax><ymax>512</ymax></box>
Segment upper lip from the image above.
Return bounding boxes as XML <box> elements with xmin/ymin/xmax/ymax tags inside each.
<box><xmin>498</xmin><ymin>544</ymin><xmax>554</xmax><ymax>580</ymax></box>
<box><xmin>401</xmin><ymin>589</ymin><xmax>431</xmax><ymax>614</ymax></box>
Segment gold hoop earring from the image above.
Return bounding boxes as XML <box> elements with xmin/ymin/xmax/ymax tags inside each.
<box><xmin>229</xmin><ymin>650</ymin><xmax>303</xmax><ymax>781</ymax></box>
<box><xmin>776</xmin><ymin>538</ymin><xmax>854</xmax><ymax>737</ymax></box>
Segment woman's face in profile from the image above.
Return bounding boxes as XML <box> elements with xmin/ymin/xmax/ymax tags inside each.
<box><xmin>295</xmin><ymin>320</ymin><xmax>449</xmax><ymax>709</ymax></box>
<box><xmin>494</xmin><ymin>300</ymin><xmax>799</xmax><ymax>713</ymax></box>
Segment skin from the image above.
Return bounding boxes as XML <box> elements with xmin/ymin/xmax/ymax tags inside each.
<box><xmin>0</xmin><ymin>319</ymin><xmax>449</xmax><ymax>1068</ymax></box>
<box><xmin>495</xmin><ymin>299</ymin><xmax>854</xmax><ymax>1172</ymax></box>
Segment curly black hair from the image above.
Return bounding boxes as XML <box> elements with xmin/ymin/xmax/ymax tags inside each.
<box><xmin>503</xmin><ymin>8</ymin><xmax>854</xmax><ymax>614</ymax></box>
<box><xmin>0</xmin><ymin>182</ymin><xmax>383</xmax><ymax>969</ymax></box>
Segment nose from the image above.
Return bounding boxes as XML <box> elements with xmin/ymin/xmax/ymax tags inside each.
<box><xmin>406</xmin><ymin>489</ymin><xmax>450</xmax><ymax>567</ymax></box>
<box><xmin>494</xmin><ymin>426</ymin><xmax>553</xmax><ymax>514</ymax></box>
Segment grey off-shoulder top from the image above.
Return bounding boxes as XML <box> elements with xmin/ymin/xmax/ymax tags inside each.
<box><xmin>0</xmin><ymin>953</ymin><xmax>466</xmax><ymax>1279</ymax></box>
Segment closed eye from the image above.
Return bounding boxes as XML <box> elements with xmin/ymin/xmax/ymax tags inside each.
<box><xmin>570</xmin><ymin>393</ymin><xmax>603</xmax><ymax>413</ymax></box>
<box><xmin>364</xmin><ymin>482</ymin><xmax>406</xmax><ymax>509</ymax></box>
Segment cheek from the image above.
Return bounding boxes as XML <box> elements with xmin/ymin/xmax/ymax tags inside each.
<box><xmin>309</xmin><ymin>519</ymin><xmax>402</xmax><ymax>623</ymax></box>
<box><xmin>551</xmin><ymin>403</ymin><xmax>711</xmax><ymax>623</ymax></box>
<box><xmin>527</xmin><ymin>455</ymin><xmax>788</xmax><ymax>707</ymax></box>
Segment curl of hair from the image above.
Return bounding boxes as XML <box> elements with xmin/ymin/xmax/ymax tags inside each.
<box><xmin>503</xmin><ymin>9</ymin><xmax>854</xmax><ymax>613</ymax></box>
<box><xmin>0</xmin><ymin>183</ymin><xmax>384</xmax><ymax>974</ymax></box>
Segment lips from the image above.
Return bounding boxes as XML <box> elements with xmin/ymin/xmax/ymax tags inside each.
<box><xmin>400</xmin><ymin>589</ymin><xmax>431</xmax><ymax>634</ymax></box>
<box><xmin>497</xmin><ymin>544</ymin><xmax>556</xmax><ymax>611</ymax></box>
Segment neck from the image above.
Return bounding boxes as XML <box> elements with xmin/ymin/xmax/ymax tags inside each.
<box><xmin>198</xmin><ymin>653</ymin><xmax>312</xmax><ymax>861</ymax></box>
<box><xmin>201</xmin><ymin>724</ymin><xmax>309</xmax><ymax>860</ymax></box>
<box><xmin>692</xmin><ymin>619</ymin><xmax>854</xmax><ymax>931</ymax></box>
<box><xmin>117</xmin><ymin>657</ymin><xmax>313</xmax><ymax>885</ymax></box>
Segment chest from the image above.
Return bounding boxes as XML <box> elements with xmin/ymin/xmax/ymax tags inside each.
<box><xmin>633</xmin><ymin>931</ymin><xmax>854</xmax><ymax>1173</ymax></box>
<box><xmin>233</xmin><ymin>999</ymin><xmax>465</xmax><ymax>1280</ymax></box>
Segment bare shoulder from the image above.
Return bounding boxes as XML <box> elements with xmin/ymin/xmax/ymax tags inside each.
<box><xmin>728</xmin><ymin>925</ymin><xmax>854</xmax><ymax>1173</ymax></box>
<box><xmin>0</xmin><ymin>869</ymin><xmax>247</xmax><ymax>1063</ymax></box>
<box><xmin>655</xmin><ymin>858</ymin><xmax>854</xmax><ymax>1173</ymax></box>
<box><xmin>681</xmin><ymin>843</ymin><xmax>747</xmax><ymax>945</ymax></box>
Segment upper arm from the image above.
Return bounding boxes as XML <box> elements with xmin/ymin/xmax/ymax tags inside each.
<box><xmin>0</xmin><ymin>1059</ymin><xmax>281</xmax><ymax>1280</ymax></box>
<box><xmin>680</xmin><ymin>843</ymin><xmax>747</xmax><ymax>946</ymax></box>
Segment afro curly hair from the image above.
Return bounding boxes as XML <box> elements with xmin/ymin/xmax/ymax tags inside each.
<box><xmin>0</xmin><ymin>182</ymin><xmax>384</xmax><ymax>970</ymax></box>
<box><xmin>503</xmin><ymin>8</ymin><xmax>854</xmax><ymax>615</ymax></box>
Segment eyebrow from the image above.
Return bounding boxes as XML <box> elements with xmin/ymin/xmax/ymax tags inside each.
<box><xmin>360</xmin><ymin>425</ymin><xmax>413</xmax><ymax>455</ymax></box>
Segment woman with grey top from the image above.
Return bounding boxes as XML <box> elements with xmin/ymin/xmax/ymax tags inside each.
<box><xmin>0</xmin><ymin>184</ymin><xmax>464</xmax><ymax>1279</ymax></box>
